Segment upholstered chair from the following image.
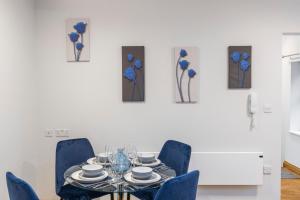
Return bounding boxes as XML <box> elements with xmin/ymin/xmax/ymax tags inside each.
<box><xmin>6</xmin><ymin>172</ymin><xmax>39</xmax><ymax>200</ymax></box>
<box><xmin>56</xmin><ymin>138</ymin><xmax>113</xmax><ymax>200</ymax></box>
<box><xmin>154</xmin><ymin>170</ymin><xmax>199</xmax><ymax>200</ymax></box>
<box><xmin>131</xmin><ymin>140</ymin><xmax>192</xmax><ymax>200</ymax></box>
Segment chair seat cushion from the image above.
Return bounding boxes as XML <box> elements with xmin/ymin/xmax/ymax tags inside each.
<box><xmin>58</xmin><ymin>184</ymin><xmax>108</xmax><ymax>199</ymax></box>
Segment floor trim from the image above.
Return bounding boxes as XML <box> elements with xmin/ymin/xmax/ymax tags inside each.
<box><xmin>283</xmin><ymin>161</ymin><xmax>300</xmax><ymax>176</ymax></box>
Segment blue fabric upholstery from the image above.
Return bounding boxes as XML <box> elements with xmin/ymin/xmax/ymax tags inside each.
<box><xmin>132</xmin><ymin>189</ymin><xmax>157</xmax><ymax>200</ymax></box>
<box><xmin>158</xmin><ymin>140</ymin><xmax>191</xmax><ymax>176</ymax></box>
<box><xmin>132</xmin><ymin>140</ymin><xmax>192</xmax><ymax>200</ymax></box>
<box><xmin>154</xmin><ymin>170</ymin><xmax>199</xmax><ymax>200</ymax></box>
<box><xmin>56</xmin><ymin>138</ymin><xmax>109</xmax><ymax>199</ymax></box>
<box><xmin>6</xmin><ymin>172</ymin><xmax>39</xmax><ymax>200</ymax></box>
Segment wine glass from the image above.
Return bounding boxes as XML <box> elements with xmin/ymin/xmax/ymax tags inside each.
<box><xmin>104</xmin><ymin>145</ymin><xmax>111</xmax><ymax>169</ymax></box>
<box><xmin>126</xmin><ymin>145</ymin><xmax>138</xmax><ymax>167</ymax></box>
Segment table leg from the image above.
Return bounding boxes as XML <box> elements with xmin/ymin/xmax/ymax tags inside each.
<box><xmin>117</xmin><ymin>193</ymin><xmax>124</xmax><ymax>200</ymax></box>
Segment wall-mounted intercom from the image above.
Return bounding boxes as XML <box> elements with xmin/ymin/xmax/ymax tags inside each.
<box><xmin>248</xmin><ymin>92</ymin><xmax>258</xmax><ymax>130</ymax></box>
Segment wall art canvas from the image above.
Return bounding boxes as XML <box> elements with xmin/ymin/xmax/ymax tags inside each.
<box><xmin>228</xmin><ymin>46</ymin><xmax>251</xmax><ymax>88</ymax></box>
<box><xmin>122</xmin><ymin>46</ymin><xmax>145</xmax><ymax>102</ymax></box>
<box><xmin>174</xmin><ymin>47</ymin><xmax>199</xmax><ymax>103</ymax></box>
<box><xmin>66</xmin><ymin>18</ymin><xmax>90</xmax><ymax>62</ymax></box>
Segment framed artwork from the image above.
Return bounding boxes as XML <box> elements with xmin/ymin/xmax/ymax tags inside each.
<box><xmin>174</xmin><ymin>47</ymin><xmax>199</xmax><ymax>103</ymax></box>
<box><xmin>122</xmin><ymin>46</ymin><xmax>145</xmax><ymax>102</ymax></box>
<box><xmin>228</xmin><ymin>46</ymin><xmax>251</xmax><ymax>88</ymax></box>
<box><xmin>66</xmin><ymin>18</ymin><xmax>90</xmax><ymax>62</ymax></box>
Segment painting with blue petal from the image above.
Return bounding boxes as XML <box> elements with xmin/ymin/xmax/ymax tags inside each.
<box><xmin>228</xmin><ymin>46</ymin><xmax>251</xmax><ymax>88</ymax></box>
<box><xmin>66</xmin><ymin>19</ymin><xmax>90</xmax><ymax>62</ymax></box>
<box><xmin>122</xmin><ymin>46</ymin><xmax>145</xmax><ymax>102</ymax></box>
<box><xmin>174</xmin><ymin>47</ymin><xmax>199</xmax><ymax>103</ymax></box>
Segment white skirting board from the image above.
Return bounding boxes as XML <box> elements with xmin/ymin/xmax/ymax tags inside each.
<box><xmin>189</xmin><ymin>152</ymin><xmax>264</xmax><ymax>185</ymax></box>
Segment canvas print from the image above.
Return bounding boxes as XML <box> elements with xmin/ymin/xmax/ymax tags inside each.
<box><xmin>66</xmin><ymin>18</ymin><xmax>90</xmax><ymax>62</ymax></box>
<box><xmin>228</xmin><ymin>46</ymin><xmax>251</xmax><ymax>88</ymax></box>
<box><xmin>174</xmin><ymin>47</ymin><xmax>199</xmax><ymax>103</ymax></box>
<box><xmin>122</xmin><ymin>46</ymin><xmax>145</xmax><ymax>102</ymax></box>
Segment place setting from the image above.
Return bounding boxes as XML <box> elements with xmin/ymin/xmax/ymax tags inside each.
<box><xmin>132</xmin><ymin>153</ymin><xmax>161</xmax><ymax>167</ymax></box>
<box><xmin>132</xmin><ymin>153</ymin><xmax>172</xmax><ymax>175</ymax></box>
<box><xmin>65</xmin><ymin>163</ymin><xmax>119</xmax><ymax>192</ymax></box>
<box><xmin>70</xmin><ymin>164</ymin><xmax>108</xmax><ymax>184</ymax></box>
<box><xmin>124</xmin><ymin>167</ymin><xmax>163</xmax><ymax>188</ymax></box>
<box><xmin>124</xmin><ymin>153</ymin><xmax>173</xmax><ymax>191</ymax></box>
<box><xmin>87</xmin><ymin>153</ymin><xmax>111</xmax><ymax>166</ymax></box>
<box><xmin>87</xmin><ymin>145</ymin><xmax>112</xmax><ymax>166</ymax></box>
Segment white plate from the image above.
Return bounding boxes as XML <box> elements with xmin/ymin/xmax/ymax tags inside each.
<box><xmin>133</xmin><ymin>158</ymin><xmax>161</xmax><ymax>167</ymax></box>
<box><xmin>124</xmin><ymin>172</ymin><xmax>161</xmax><ymax>185</ymax></box>
<box><xmin>71</xmin><ymin>170</ymin><xmax>108</xmax><ymax>183</ymax></box>
<box><xmin>87</xmin><ymin>157</ymin><xmax>110</xmax><ymax>166</ymax></box>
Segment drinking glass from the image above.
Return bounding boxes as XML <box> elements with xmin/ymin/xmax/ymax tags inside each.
<box><xmin>108</xmin><ymin>150</ymin><xmax>117</xmax><ymax>178</ymax></box>
<box><xmin>103</xmin><ymin>145</ymin><xmax>111</xmax><ymax>169</ymax></box>
<box><xmin>128</xmin><ymin>145</ymin><xmax>138</xmax><ymax>167</ymax></box>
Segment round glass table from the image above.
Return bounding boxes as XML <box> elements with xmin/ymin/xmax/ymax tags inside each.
<box><xmin>64</xmin><ymin>163</ymin><xmax>176</xmax><ymax>200</ymax></box>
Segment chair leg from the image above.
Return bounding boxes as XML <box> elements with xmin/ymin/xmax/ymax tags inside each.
<box><xmin>127</xmin><ymin>193</ymin><xmax>130</xmax><ymax>200</ymax></box>
<box><xmin>110</xmin><ymin>193</ymin><xmax>114</xmax><ymax>200</ymax></box>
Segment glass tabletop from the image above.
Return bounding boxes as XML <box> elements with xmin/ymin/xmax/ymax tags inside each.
<box><xmin>64</xmin><ymin>162</ymin><xmax>176</xmax><ymax>194</ymax></box>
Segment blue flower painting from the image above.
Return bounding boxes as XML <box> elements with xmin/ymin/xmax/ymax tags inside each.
<box><xmin>228</xmin><ymin>46</ymin><xmax>252</xmax><ymax>88</ymax></box>
<box><xmin>67</xmin><ymin>19</ymin><xmax>90</xmax><ymax>62</ymax></box>
<box><xmin>122</xmin><ymin>46</ymin><xmax>145</xmax><ymax>102</ymax></box>
<box><xmin>175</xmin><ymin>47</ymin><xmax>199</xmax><ymax>103</ymax></box>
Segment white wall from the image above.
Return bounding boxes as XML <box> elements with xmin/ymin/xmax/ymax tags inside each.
<box><xmin>0</xmin><ymin>0</ymin><xmax>36</xmax><ymax>199</ymax></box>
<box><xmin>282</xmin><ymin>35</ymin><xmax>300</xmax><ymax>168</ymax></box>
<box><xmin>290</xmin><ymin>62</ymin><xmax>300</xmax><ymax>130</ymax></box>
<box><xmin>0</xmin><ymin>0</ymin><xmax>294</xmax><ymax>200</ymax></box>
<box><xmin>34</xmin><ymin>1</ymin><xmax>288</xmax><ymax>200</ymax></box>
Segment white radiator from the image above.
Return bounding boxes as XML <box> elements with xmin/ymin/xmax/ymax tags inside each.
<box><xmin>189</xmin><ymin>152</ymin><xmax>264</xmax><ymax>185</ymax></box>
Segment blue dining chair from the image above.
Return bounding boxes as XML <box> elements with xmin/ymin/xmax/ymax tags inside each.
<box><xmin>154</xmin><ymin>170</ymin><xmax>199</xmax><ymax>200</ymax></box>
<box><xmin>158</xmin><ymin>140</ymin><xmax>192</xmax><ymax>176</ymax></box>
<box><xmin>56</xmin><ymin>138</ymin><xmax>113</xmax><ymax>200</ymax></box>
<box><xmin>132</xmin><ymin>140</ymin><xmax>192</xmax><ymax>200</ymax></box>
<box><xmin>6</xmin><ymin>172</ymin><xmax>39</xmax><ymax>200</ymax></box>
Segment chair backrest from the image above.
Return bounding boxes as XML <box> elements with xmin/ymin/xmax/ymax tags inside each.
<box><xmin>6</xmin><ymin>172</ymin><xmax>39</xmax><ymax>200</ymax></box>
<box><xmin>154</xmin><ymin>170</ymin><xmax>199</xmax><ymax>200</ymax></box>
<box><xmin>158</xmin><ymin>140</ymin><xmax>191</xmax><ymax>176</ymax></box>
<box><xmin>55</xmin><ymin>138</ymin><xmax>95</xmax><ymax>194</ymax></box>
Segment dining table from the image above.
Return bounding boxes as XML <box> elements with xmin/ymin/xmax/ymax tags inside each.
<box><xmin>64</xmin><ymin>159</ymin><xmax>176</xmax><ymax>200</ymax></box>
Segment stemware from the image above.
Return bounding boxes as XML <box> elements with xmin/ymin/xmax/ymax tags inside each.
<box><xmin>104</xmin><ymin>145</ymin><xmax>112</xmax><ymax>166</ymax></box>
<box><xmin>126</xmin><ymin>145</ymin><xmax>138</xmax><ymax>167</ymax></box>
<box><xmin>105</xmin><ymin>145</ymin><xmax>110</xmax><ymax>157</ymax></box>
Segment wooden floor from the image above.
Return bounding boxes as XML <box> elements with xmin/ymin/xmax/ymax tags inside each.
<box><xmin>281</xmin><ymin>167</ymin><xmax>300</xmax><ymax>200</ymax></box>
